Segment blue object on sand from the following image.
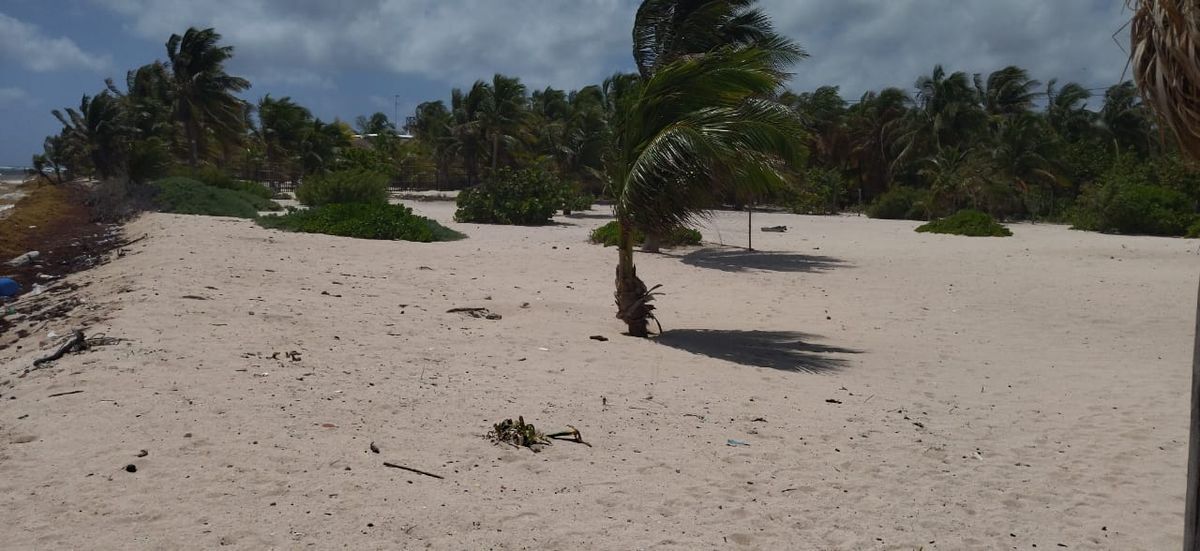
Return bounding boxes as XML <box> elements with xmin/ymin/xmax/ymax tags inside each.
<box><xmin>0</xmin><ymin>277</ymin><xmax>21</xmax><ymax>298</ymax></box>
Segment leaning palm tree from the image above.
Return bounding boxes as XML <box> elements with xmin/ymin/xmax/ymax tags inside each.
<box><xmin>1127</xmin><ymin>3</ymin><xmax>1200</xmax><ymax>549</ymax></box>
<box><xmin>165</xmin><ymin>27</ymin><xmax>250</xmax><ymax>166</ymax></box>
<box><xmin>605</xmin><ymin>45</ymin><xmax>805</xmax><ymax>336</ymax></box>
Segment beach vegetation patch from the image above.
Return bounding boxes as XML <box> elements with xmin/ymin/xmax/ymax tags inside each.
<box><xmin>454</xmin><ymin>167</ymin><xmax>567</xmax><ymax>225</ymax></box>
<box><xmin>589</xmin><ymin>220</ymin><xmax>701</xmax><ymax>248</ymax></box>
<box><xmin>149</xmin><ymin>177</ymin><xmax>280</xmax><ymax>218</ymax></box>
<box><xmin>257</xmin><ymin>202</ymin><xmax>463</xmax><ymax>242</ymax></box>
<box><xmin>916</xmin><ymin>209</ymin><xmax>1012</xmax><ymax>236</ymax></box>
<box><xmin>296</xmin><ymin>168</ymin><xmax>389</xmax><ymax>207</ymax></box>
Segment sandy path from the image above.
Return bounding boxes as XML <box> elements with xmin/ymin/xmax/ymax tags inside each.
<box><xmin>0</xmin><ymin>203</ymin><xmax>1195</xmax><ymax>549</ymax></box>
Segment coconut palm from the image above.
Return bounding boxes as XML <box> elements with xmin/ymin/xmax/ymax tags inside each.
<box><xmin>165</xmin><ymin>27</ymin><xmax>250</xmax><ymax>166</ymax></box>
<box><xmin>847</xmin><ymin>87</ymin><xmax>910</xmax><ymax>201</ymax></box>
<box><xmin>475</xmin><ymin>74</ymin><xmax>529</xmax><ymax>172</ymax></box>
<box><xmin>256</xmin><ymin>95</ymin><xmax>313</xmax><ymax>182</ymax></box>
<box><xmin>606</xmin><ymin>45</ymin><xmax>805</xmax><ymax>336</ymax></box>
<box><xmin>633</xmin><ymin>0</ymin><xmax>804</xmax><ymax>78</ymax></box>
<box><xmin>52</xmin><ymin>93</ymin><xmax>131</xmax><ymax>179</ymax></box>
<box><xmin>1045</xmin><ymin>80</ymin><xmax>1097</xmax><ymax>142</ymax></box>
<box><xmin>1127</xmin><ymin>5</ymin><xmax>1200</xmax><ymax>547</ymax></box>
<box><xmin>975</xmin><ymin>65</ymin><xmax>1040</xmax><ymax>118</ymax></box>
<box><xmin>1100</xmin><ymin>81</ymin><xmax>1156</xmax><ymax>155</ymax></box>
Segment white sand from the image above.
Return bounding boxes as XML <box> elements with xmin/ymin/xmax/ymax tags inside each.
<box><xmin>0</xmin><ymin>203</ymin><xmax>1196</xmax><ymax>549</ymax></box>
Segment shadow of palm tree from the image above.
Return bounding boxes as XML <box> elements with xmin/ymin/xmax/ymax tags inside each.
<box><xmin>654</xmin><ymin>329</ymin><xmax>859</xmax><ymax>374</ymax></box>
<box><xmin>677</xmin><ymin>247</ymin><xmax>848</xmax><ymax>273</ymax></box>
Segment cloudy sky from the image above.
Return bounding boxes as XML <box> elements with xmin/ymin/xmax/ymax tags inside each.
<box><xmin>0</xmin><ymin>0</ymin><xmax>1132</xmax><ymax>165</ymax></box>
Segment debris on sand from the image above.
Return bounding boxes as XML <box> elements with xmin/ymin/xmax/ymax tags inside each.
<box><xmin>488</xmin><ymin>417</ymin><xmax>591</xmax><ymax>452</ymax></box>
<box><xmin>447</xmin><ymin>307</ymin><xmax>501</xmax><ymax>320</ymax></box>
<box><xmin>761</xmin><ymin>226</ymin><xmax>788</xmax><ymax>233</ymax></box>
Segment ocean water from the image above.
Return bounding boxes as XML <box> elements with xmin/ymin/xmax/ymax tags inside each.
<box><xmin>0</xmin><ymin>166</ymin><xmax>30</xmax><ymax>181</ymax></box>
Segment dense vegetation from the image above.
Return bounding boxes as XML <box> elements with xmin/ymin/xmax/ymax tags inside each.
<box><xmin>258</xmin><ymin>203</ymin><xmax>462</xmax><ymax>242</ymax></box>
<box><xmin>915</xmin><ymin>210</ymin><xmax>1012</xmax><ymax>237</ymax></box>
<box><xmin>296</xmin><ymin>169</ymin><xmax>389</xmax><ymax>207</ymax></box>
<box><xmin>590</xmin><ymin>221</ymin><xmax>701</xmax><ymax>248</ymax></box>
<box><xmin>35</xmin><ymin>4</ymin><xmax>1199</xmax><ymax>239</ymax></box>
<box><xmin>454</xmin><ymin>167</ymin><xmax>569</xmax><ymax>225</ymax></box>
<box><xmin>150</xmin><ymin>176</ymin><xmax>280</xmax><ymax>218</ymax></box>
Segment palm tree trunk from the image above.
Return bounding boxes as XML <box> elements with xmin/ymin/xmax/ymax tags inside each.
<box><xmin>615</xmin><ymin>218</ymin><xmax>651</xmax><ymax>337</ymax></box>
<box><xmin>186</xmin><ymin>121</ymin><xmax>200</xmax><ymax>167</ymax></box>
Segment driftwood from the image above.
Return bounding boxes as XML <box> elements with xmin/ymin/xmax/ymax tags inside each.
<box><xmin>47</xmin><ymin>390</ymin><xmax>84</xmax><ymax>398</ymax></box>
<box><xmin>383</xmin><ymin>462</ymin><xmax>444</xmax><ymax>479</ymax></box>
<box><xmin>32</xmin><ymin>330</ymin><xmax>86</xmax><ymax>367</ymax></box>
<box><xmin>761</xmin><ymin>226</ymin><xmax>788</xmax><ymax>233</ymax></box>
<box><xmin>447</xmin><ymin>307</ymin><xmax>501</xmax><ymax>320</ymax></box>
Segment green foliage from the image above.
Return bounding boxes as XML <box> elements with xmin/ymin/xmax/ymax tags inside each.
<box><xmin>562</xmin><ymin>191</ymin><xmax>595</xmax><ymax>213</ymax></box>
<box><xmin>296</xmin><ymin>169</ymin><xmax>390</xmax><ymax>206</ymax></box>
<box><xmin>1071</xmin><ymin>157</ymin><xmax>1199</xmax><ymax>236</ymax></box>
<box><xmin>867</xmin><ymin>187</ymin><xmax>934</xmax><ymax>220</ymax></box>
<box><xmin>171</xmin><ymin>165</ymin><xmax>273</xmax><ymax>200</ymax></box>
<box><xmin>916</xmin><ymin>209</ymin><xmax>1012</xmax><ymax>237</ymax></box>
<box><xmin>589</xmin><ymin>220</ymin><xmax>702</xmax><ymax>248</ymax></box>
<box><xmin>791</xmin><ymin>168</ymin><xmax>848</xmax><ymax>215</ymax></box>
<box><xmin>257</xmin><ymin>202</ymin><xmax>462</xmax><ymax>242</ymax></box>
<box><xmin>150</xmin><ymin>176</ymin><xmax>280</xmax><ymax>218</ymax></box>
<box><xmin>1187</xmin><ymin>218</ymin><xmax>1200</xmax><ymax>239</ymax></box>
<box><xmin>454</xmin><ymin>167</ymin><xmax>566</xmax><ymax>225</ymax></box>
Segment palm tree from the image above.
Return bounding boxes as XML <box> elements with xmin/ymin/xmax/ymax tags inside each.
<box><xmin>475</xmin><ymin>74</ymin><xmax>528</xmax><ymax>172</ymax></box>
<box><xmin>606</xmin><ymin>45</ymin><xmax>805</xmax><ymax>336</ymax></box>
<box><xmin>165</xmin><ymin>27</ymin><xmax>250</xmax><ymax>166</ymax></box>
<box><xmin>847</xmin><ymin>87</ymin><xmax>910</xmax><ymax>201</ymax></box>
<box><xmin>975</xmin><ymin>65</ymin><xmax>1040</xmax><ymax>118</ymax></box>
<box><xmin>52</xmin><ymin>93</ymin><xmax>130</xmax><ymax>179</ymax></box>
<box><xmin>410</xmin><ymin>100</ymin><xmax>456</xmax><ymax>187</ymax></box>
<box><xmin>1100</xmin><ymin>81</ymin><xmax>1156</xmax><ymax>155</ymax></box>
<box><xmin>1045</xmin><ymin>80</ymin><xmax>1097</xmax><ymax>142</ymax></box>
<box><xmin>633</xmin><ymin>0</ymin><xmax>804</xmax><ymax>78</ymax></box>
<box><xmin>256</xmin><ymin>95</ymin><xmax>313</xmax><ymax>182</ymax></box>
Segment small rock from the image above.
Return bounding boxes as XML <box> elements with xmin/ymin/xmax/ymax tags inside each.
<box><xmin>124</xmin><ymin>464</ymin><xmax>137</xmax><ymax>473</ymax></box>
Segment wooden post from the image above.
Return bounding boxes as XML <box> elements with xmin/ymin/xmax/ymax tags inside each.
<box><xmin>747</xmin><ymin>206</ymin><xmax>753</xmax><ymax>251</ymax></box>
<box><xmin>1188</xmin><ymin>276</ymin><xmax>1200</xmax><ymax>551</ymax></box>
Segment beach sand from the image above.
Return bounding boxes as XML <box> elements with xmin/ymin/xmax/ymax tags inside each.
<box><xmin>0</xmin><ymin>203</ymin><xmax>1195</xmax><ymax>549</ymax></box>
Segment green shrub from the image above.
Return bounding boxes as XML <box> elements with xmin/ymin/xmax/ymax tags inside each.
<box><xmin>172</xmin><ymin>165</ymin><xmax>273</xmax><ymax>200</ymax></box>
<box><xmin>916</xmin><ymin>209</ymin><xmax>1012</xmax><ymax>237</ymax></box>
<box><xmin>867</xmin><ymin>187</ymin><xmax>933</xmax><ymax>220</ymax></box>
<box><xmin>1187</xmin><ymin>218</ymin><xmax>1200</xmax><ymax>238</ymax></box>
<box><xmin>589</xmin><ymin>221</ymin><xmax>702</xmax><ymax>247</ymax></box>
<box><xmin>1072</xmin><ymin>156</ymin><xmax>1200</xmax><ymax>236</ymax></box>
<box><xmin>257</xmin><ymin>203</ymin><xmax>463</xmax><ymax>242</ymax></box>
<box><xmin>150</xmin><ymin>177</ymin><xmax>280</xmax><ymax>218</ymax></box>
<box><xmin>297</xmin><ymin>169</ymin><xmax>389</xmax><ymax>206</ymax></box>
<box><xmin>562</xmin><ymin>192</ymin><xmax>595</xmax><ymax>214</ymax></box>
<box><xmin>791</xmin><ymin>167</ymin><xmax>847</xmax><ymax>215</ymax></box>
<box><xmin>454</xmin><ymin>168</ymin><xmax>565</xmax><ymax>225</ymax></box>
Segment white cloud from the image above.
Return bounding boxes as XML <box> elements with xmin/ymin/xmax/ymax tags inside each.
<box><xmin>0</xmin><ymin>87</ymin><xmax>32</xmax><ymax>106</ymax></box>
<box><xmin>90</xmin><ymin>0</ymin><xmax>635</xmax><ymax>90</ymax></box>
<box><xmin>0</xmin><ymin>12</ymin><xmax>112</xmax><ymax>72</ymax></box>
<box><xmin>763</xmin><ymin>0</ymin><xmax>1132</xmax><ymax>98</ymax></box>
<box><xmin>87</xmin><ymin>0</ymin><xmax>1132</xmax><ymax>98</ymax></box>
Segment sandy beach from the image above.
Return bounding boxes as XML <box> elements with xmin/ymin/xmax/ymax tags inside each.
<box><xmin>0</xmin><ymin>203</ymin><xmax>1195</xmax><ymax>549</ymax></box>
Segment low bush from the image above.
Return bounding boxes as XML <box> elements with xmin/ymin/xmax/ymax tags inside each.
<box><xmin>455</xmin><ymin>168</ymin><xmax>565</xmax><ymax>225</ymax></box>
<box><xmin>1189</xmin><ymin>218</ymin><xmax>1200</xmax><ymax>239</ymax></box>
<box><xmin>562</xmin><ymin>191</ymin><xmax>594</xmax><ymax>214</ymax></box>
<box><xmin>589</xmin><ymin>221</ymin><xmax>702</xmax><ymax>247</ymax></box>
<box><xmin>257</xmin><ymin>203</ymin><xmax>463</xmax><ymax>242</ymax></box>
<box><xmin>791</xmin><ymin>167</ymin><xmax>847</xmax><ymax>215</ymax></box>
<box><xmin>172</xmin><ymin>165</ymin><xmax>273</xmax><ymax>200</ymax></box>
<box><xmin>150</xmin><ymin>177</ymin><xmax>280</xmax><ymax>218</ymax></box>
<box><xmin>296</xmin><ymin>169</ymin><xmax>389</xmax><ymax>207</ymax></box>
<box><xmin>867</xmin><ymin>187</ymin><xmax>933</xmax><ymax>220</ymax></box>
<box><xmin>915</xmin><ymin>209</ymin><xmax>1012</xmax><ymax>237</ymax></box>
<box><xmin>1071</xmin><ymin>156</ymin><xmax>1200</xmax><ymax>236</ymax></box>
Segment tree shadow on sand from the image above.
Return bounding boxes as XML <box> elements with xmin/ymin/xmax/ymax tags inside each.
<box><xmin>678</xmin><ymin>247</ymin><xmax>848</xmax><ymax>273</ymax></box>
<box><xmin>654</xmin><ymin>330</ymin><xmax>860</xmax><ymax>374</ymax></box>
